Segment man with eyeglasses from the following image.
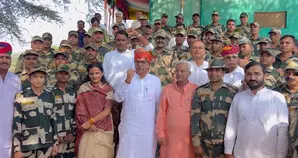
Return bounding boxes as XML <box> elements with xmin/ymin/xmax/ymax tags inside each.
<box><xmin>222</xmin><ymin>45</ymin><xmax>244</xmax><ymax>88</ymax></box>
<box><xmin>274</xmin><ymin>58</ymin><xmax>298</xmax><ymax>157</ymax></box>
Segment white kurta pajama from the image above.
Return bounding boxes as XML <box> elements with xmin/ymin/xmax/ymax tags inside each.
<box><xmin>103</xmin><ymin>49</ymin><xmax>135</xmax><ymax>88</ymax></box>
<box><xmin>114</xmin><ymin>73</ymin><xmax>162</xmax><ymax>158</ymax></box>
<box><xmin>188</xmin><ymin>60</ymin><xmax>209</xmax><ymax>86</ymax></box>
<box><xmin>224</xmin><ymin>87</ymin><xmax>289</xmax><ymax>158</ymax></box>
<box><xmin>224</xmin><ymin>66</ymin><xmax>244</xmax><ymax>88</ymax></box>
<box><xmin>0</xmin><ymin>72</ymin><xmax>21</xmax><ymax>158</ymax></box>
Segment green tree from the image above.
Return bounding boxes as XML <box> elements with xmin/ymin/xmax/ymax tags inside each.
<box><xmin>0</xmin><ymin>0</ymin><xmax>103</xmax><ymax>42</ymax></box>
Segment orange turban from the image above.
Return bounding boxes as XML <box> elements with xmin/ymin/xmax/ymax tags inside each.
<box><xmin>134</xmin><ymin>48</ymin><xmax>153</xmax><ymax>63</ymax></box>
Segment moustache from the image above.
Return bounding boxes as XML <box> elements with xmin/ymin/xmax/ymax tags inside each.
<box><xmin>248</xmin><ymin>80</ymin><xmax>258</xmax><ymax>83</ymax></box>
<box><xmin>0</xmin><ymin>62</ymin><xmax>9</xmax><ymax>65</ymax></box>
<box><xmin>286</xmin><ymin>76</ymin><xmax>295</xmax><ymax>81</ymax></box>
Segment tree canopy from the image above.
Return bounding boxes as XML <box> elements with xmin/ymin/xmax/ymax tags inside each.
<box><xmin>0</xmin><ymin>0</ymin><xmax>103</xmax><ymax>42</ymax></box>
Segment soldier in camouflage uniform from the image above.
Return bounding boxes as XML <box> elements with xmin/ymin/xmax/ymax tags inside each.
<box><xmin>228</xmin><ymin>33</ymin><xmax>241</xmax><ymax>45</ymax></box>
<box><xmin>171</xmin><ymin>13</ymin><xmax>185</xmax><ymax>36</ymax></box>
<box><xmin>273</xmin><ymin>58</ymin><xmax>298</xmax><ymax>157</ymax></box>
<box><xmin>249</xmin><ymin>22</ymin><xmax>261</xmax><ymax>52</ymax></box>
<box><xmin>90</xmin><ymin>27</ymin><xmax>113</xmax><ymax>58</ymax></box>
<box><xmin>47</xmin><ymin>51</ymin><xmax>86</xmax><ymax>90</ymax></box>
<box><xmin>187</xmin><ymin>13</ymin><xmax>204</xmax><ymax>38</ymax></box>
<box><xmin>238</xmin><ymin>37</ymin><xmax>259</xmax><ymax>68</ymax></box>
<box><xmin>144</xmin><ymin>23</ymin><xmax>154</xmax><ymax>43</ymax></box>
<box><xmin>257</xmin><ymin>37</ymin><xmax>272</xmax><ymax>55</ymax></box>
<box><xmin>222</xmin><ymin>19</ymin><xmax>243</xmax><ymax>45</ymax></box>
<box><xmin>236</xmin><ymin>12</ymin><xmax>250</xmax><ymax>38</ymax></box>
<box><xmin>83</xmin><ymin>32</ymin><xmax>92</xmax><ymax>47</ymax></box>
<box><xmin>15</xmin><ymin>50</ymin><xmax>39</xmax><ymax>90</ymax></box>
<box><xmin>160</xmin><ymin>13</ymin><xmax>172</xmax><ymax>33</ymax></box>
<box><xmin>150</xmin><ymin>29</ymin><xmax>178</xmax><ymax>87</ymax></box>
<box><xmin>260</xmin><ymin>48</ymin><xmax>282</xmax><ymax>89</ymax></box>
<box><xmin>135</xmin><ymin>15</ymin><xmax>148</xmax><ymax>35</ymax></box>
<box><xmin>81</xmin><ymin>43</ymin><xmax>103</xmax><ymax>66</ymax></box>
<box><xmin>204</xmin><ymin>11</ymin><xmax>226</xmax><ymax>35</ymax></box>
<box><xmin>203</xmin><ymin>28</ymin><xmax>216</xmax><ymax>52</ymax></box>
<box><xmin>179</xmin><ymin>29</ymin><xmax>200</xmax><ymax>60</ymax></box>
<box><xmin>191</xmin><ymin>59</ymin><xmax>238</xmax><ymax>158</ymax></box>
<box><xmin>268</xmin><ymin>28</ymin><xmax>282</xmax><ymax>50</ymax></box>
<box><xmin>42</xmin><ymin>32</ymin><xmax>56</xmax><ymax>58</ymax></box>
<box><xmin>13</xmin><ymin>67</ymin><xmax>58</xmax><ymax>158</ymax></box>
<box><xmin>172</xmin><ymin>29</ymin><xmax>187</xmax><ymax>59</ymax></box>
<box><xmin>210</xmin><ymin>35</ymin><xmax>223</xmax><ymax>60</ymax></box>
<box><xmin>153</xmin><ymin>19</ymin><xmax>163</xmax><ymax>33</ymax></box>
<box><xmin>67</xmin><ymin>31</ymin><xmax>85</xmax><ymax>63</ymax></box>
<box><xmin>51</xmin><ymin>65</ymin><xmax>76</xmax><ymax>158</ymax></box>
<box><xmin>15</xmin><ymin>36</ymin><xmax>52</xmax><ymax>73</ymax></box>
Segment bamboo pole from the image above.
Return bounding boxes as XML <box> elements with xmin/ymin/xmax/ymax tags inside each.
<box><xmin>180</xmin><ymin>0</ymin><xmax>184</xmax><ymax>14</ymax></box>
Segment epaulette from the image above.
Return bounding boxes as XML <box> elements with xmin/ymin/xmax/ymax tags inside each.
<box><xmin>102</xmin><ymin>43</ymin><xmax>114</xmax><ymax>50</ymax></box>
<box><xmin>223</xmin><ymin>82</ymin><xmax>239</xmax><ymax>92</ymax></box>
<box><xmin>198</xmin><ymin>82</ymin><xmax>209</xmax><ymax>89</ymax></box>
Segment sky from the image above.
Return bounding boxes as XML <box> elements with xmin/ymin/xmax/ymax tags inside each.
<box><xmin>2</xmin><ymin>0</ymin><xmax>131</xmax><ymax>53</ymax></box>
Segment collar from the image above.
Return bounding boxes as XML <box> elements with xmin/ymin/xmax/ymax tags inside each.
<box><xmin>174</xmin><ymin>81</ymin><xmax>192</xmax><ymax>93</ymax></box>
<box><xmin>248</xmin><ymin>87</ymin><xmax>267</xmax><ymax>96</ymax></box>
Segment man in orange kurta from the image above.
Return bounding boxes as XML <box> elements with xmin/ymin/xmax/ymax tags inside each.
<box><xmin>156</xmin><ymin>61</ymin><xmax>197</xmax><ymax>158</ymax></box>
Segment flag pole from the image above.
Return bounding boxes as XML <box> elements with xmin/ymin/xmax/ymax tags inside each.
<box><xmin>180</xmin><ymin>0</ymin><xmax>184</xmax><ymax>14</ymax></box>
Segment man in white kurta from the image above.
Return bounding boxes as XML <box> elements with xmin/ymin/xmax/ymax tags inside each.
<box><xmin>0</xmin><ymin>42</ymin><xmax>21</xmax><ymax>158</ymax></box>
<box><xmin>224</xmin><ymin>65</ymin><xmax>244</xmax><ymax>88</ymax></box>
<box><xmin>224</xmin><ymin>61</ymin><xmax>288</xmax><ymax>158</ymax></box>
<box><xmin>114</xmin><ymin>48</ymin><xmax>162</xmax><ymax>158</ymax></box>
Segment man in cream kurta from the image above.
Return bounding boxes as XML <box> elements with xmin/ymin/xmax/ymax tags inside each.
<box><xmin>224</xmin><ymin>61</ymin><xmax>288</xmax><ymax>158</ymax></box>
<box><xmin>114</xmin><ymin>48</ymin><xmax>162</xmax><ymax>158</ymax></box>
<box><xmin>0</xmin><ymin>42</ymin><xmax>21</xmax><ymax>158</ymax></box>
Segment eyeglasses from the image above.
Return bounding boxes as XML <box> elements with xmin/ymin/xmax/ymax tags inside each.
<box><xmin>135</xmin><ymin>60</ymin><xmax>148</xmax><ymax>65</ymax></box>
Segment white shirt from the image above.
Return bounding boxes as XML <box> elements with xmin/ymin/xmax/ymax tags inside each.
<box><xmin>131</xmin><ymin>20</ymin><xmax>141</xmax><ymax>29</ymax></box>
<box><xmin>224</xmin><ymin>66</ymin><xmax>244</xmax><ymax>88</ymax></box>
<box><xmin>188</xmin><ymin>60</ymin><xmax>209</xmax><ymax>86</ymax></box>
<box><xmin>103</xmin><ymin>49</ymin><xmax>135</xmax><ymax>88</ymax></box>
<box><xmin>224</xmin><ymin>88</ymin><xmax>288</xmax><ymax>158</ymax></box>
<box><xmin>114</xmin><ymin>73</ymin><xmax>162</xmax><ymax>158</ymax></box>
<box><xmin>0</xmin><ymin>72</ymin><xmax>21</xmax><ymax>158</ymax></box>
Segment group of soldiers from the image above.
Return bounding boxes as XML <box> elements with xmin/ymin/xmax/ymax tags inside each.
<box><xmin>8</xmin><ymin>10</ymin><xmax>298</xmax><ymax>158</ymax></box>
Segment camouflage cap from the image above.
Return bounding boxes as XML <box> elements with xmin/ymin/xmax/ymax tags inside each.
<box><xmin>205</xmin><ymin>58</ymin><xmax>228</xmax><ymax>71</ymax></box>
<box><xmin>238</xmin><ymin>37</ymin><xmax>252</xmax><ymax>45</ymax></box>
<box><xmin>250</xmin><ymin>22</ymin><xmax>260</xmax><ymax>27</ymax></box>
<box><xmin>84</xmin><ymin>43</ymin><xmax>97</xmax><ymax>50</ymax></box>
<box><xmin>240</xmin><ymin>12</ymin><xmax>248</xmax><ymax>18</ymax></box>
<box><xmin>130</xmin><ymin>35</ymin><xmax>138</xmax><ymax>40</ymax></box>
<box><xmin>161</xmin><ymin>13</ymin><xmax>168</xmax><ymax>18</ymax></box>
<box><xmin>154</xmin><ymin>29</ymin><xmax>168</xmax><ymax>39</ymax></box>
<box><xmin>54</xmin><ymin>51</ymin><xmax>68</xmax><ymax>59</ymax></box>
<box><xmin>258</xmin><ymin>37</ymin><xmax>272</xmax><ymax>44</ymax></box>
<box><xmin>90</xmin><ymin>27</ymin><xmax>104</xmax><ymax>35</ymax></box>
<box><xmin>175</xmin><ymin>13</ymin><xmax>184</xmax><ymax>19</ymax></box>
<box><xmin>260</xmin><ymin>48</ymin><xmax>276</xmax><ymax>57</ymax></box>
<box><xmin>84</xmin><ymin>32</ymin><xmax>92</xmax><ymax>37</ymax></box>
<box><xmin>29</xmin><ymin>67</ymin><xmax>47</xmax><ymax>75</ymax></box>
<box><xmin>60</xmin><ymin>40</ymin><xmax>72</xmax><ymax>48</ymax></box>
<box><xmin>229</xmin><ymin>33</ymin><xmax>242</xmax><ymax>39</ymax></box>
<box><xmin>268</xmin><ymin>28</ymin><xmax>281</xmax><ymax>35</ymax></box>
<box><xmin>112</xmin><ymin>23</ymin><xmax>125</xmax><ymax>30</ymax></box>
<box><xmin>175</xmin><ymin>29</ymin><xmax>186</xmax><ymax>36</ymax></box>
<box><xmin>204</xmin><ymin>28</ymin><xmax>215</xmax><ymax>35</ymax></box>
<box><xmin>193</xmin><ymin>13</ymin><xmax>200</xmax><ymax>17</ymax></box>
<box><xmin>54</xmin><ymin>65</ymin><xmax>70</xmax><ymax>74</ymax></box>
<box><xmin>68</xmin><ymin>30</ymin><xmax>78</xmax><ymax>37</ymax></box>
<box><xmin>212</xmin><ymin>11</ymin><xmax>220</xmax><ymax>16</ymax></box>
<box><xmin>145</xmin><ymin>23</ymin><xmax>153</xmax><ymax>28</ymax></box>
<box><xmin>187</xmin><ymin>29</ymin><xmax>199</xmax><ymax>38</ymax></box>
<box><xmin>154</xmin><ymin>19</ymin><xmax>162</xmax><ymax>24</ymax></box>
<box><xmin>210</xmin><ymin>35</ymin><xmax>223</xmax><ymax>42</ymax></box>
<box><xmin>31</xmin><ymin>36</ymin><xmax>43</xmax><ymax>43</ymax></box>
<box><xmin>139</xmin><ymin>15</ymin><xmax>148</xmax><ymax>20</ymax></box>
<box><xmin>42</xmin><ymin>32</ymin><xmax>53</xmax><ymax>40</ymax></box>
<box><xmin>24</xmin><ymin>50</ymin><xmax>39</xmax><ymax>57</ymax></box>
<box><xmin>284</xmin><ymin>58</ymin><xmax>298</xmax><ymax>70</ymax></box>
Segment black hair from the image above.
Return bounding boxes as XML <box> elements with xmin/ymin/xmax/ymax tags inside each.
<box><xmin>77</xmin><ymin>20</ymin><xmax>85</xmax><ymax>25</ymax></box>
<box><xmin>84</xmin><ymin>62</ymin><xmax>107</xmax><ymax>84</ymax></box>
<box><xmin>115</xmin><ymin>29</ymin><xmax>129</xmax><ymax>39</ymax></box>
<box><xmin>176</xmin><ymin>23</ymin><xmax>186</xmax><ymax>29</ymax></box>
<box><xmin>94</xmin><ymin>13</ymin><xmax>101</xmax><ymax>17</ymax></box>
<box><xmin>91</xmin><ymin>17</ymin><xmax>100</xmax><ymax>24</ymax></box>
<box><xmin>226</xmin><ymin>19</ymin><xmax>236</xmax><ymax>25</ymax></box>
<box><xmin>280</xmin><ymin>35</ymin><xmax>296</xmax><ymax>43</ymax></box>
<box><xmin>244</xmin><ymin>61</ymin><xmax>267</xmax><ymax>74</ymax></box>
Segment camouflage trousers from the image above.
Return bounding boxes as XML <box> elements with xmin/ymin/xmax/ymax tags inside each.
<box><xmin>54</xmin><ymin>142</ymin><xmax>75</xmax><ymax>158</ymax></box>
<box><xmin>199</xmin><ymin>142</ymin><xmax>225</xmax><ymax>158</ymax></box>
<box><xmin>112</xmin><ymin>101</ymin><xmax>122</xmax><ymax>158</ymax></box>
<box><xmin>22</xmin><ymin>147</ymin><xmax>51</xmax><ymax>158</ymax></box>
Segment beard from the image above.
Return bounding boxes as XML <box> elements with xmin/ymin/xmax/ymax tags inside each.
<box><xmin>246</xmin><ymin>79</ymin><xmax>264</xmax><ymax>90</ymax></box>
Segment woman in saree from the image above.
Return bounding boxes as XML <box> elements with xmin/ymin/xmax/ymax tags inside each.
<box><xmin>75</xmin><ymin>62</ymin><xmax>114</xmax><ymax>158</ymax></box>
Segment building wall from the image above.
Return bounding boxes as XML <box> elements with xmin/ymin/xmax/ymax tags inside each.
<box><xmin>150</xmin><ymin>0</ymin><xmax>298</xmax><ymax>37</ymax></box>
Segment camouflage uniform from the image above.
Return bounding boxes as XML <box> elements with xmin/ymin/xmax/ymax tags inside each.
<box><xmin>17</xmin><ymin>70</ymin><xmax>31</xmax><ymax>90</ymax></box>
<box><xmin>13</xmin><ymin>86</ymin><xmax>57</xmax><ymax>157</ymax></box>
<box><xmin>265</xmin><ymin>66</ymin><xmax>282</xmax><ymax>89</ymax></box>
<box><xmin>187</xmin><ymin>24</ymin><xmax>205</xmax><ymax>39</ymax></box>
<box><xmin>150</xmin><ymin>48</ymin><xmax>178</xmax><ymax>87</ymax></box>
<box><xmin>191</xmin><ymin>82</ymin><xmax>238</xmax><ymax>157</ymax></box>
<box><xmin>51</xmin><ymin>82</ymin><xmax>76</xmax><ymax>158</ymax></box>
<box><xmin>204</xmin><ymin>23</ymin><xmax>226</xmax><ymax>36</ymax></box>
<box><xmin>97</xmin><ymin>43</ymin><xmax>113</xmax><ymax>60</ymax></box>
<box><xmin>236</xmin><ymin>24</ymin><xmax>250</xmax><ymax>38</ymax></box>
<box><xmin>273</xmin><ymin>53</ymin><xmax>298</xmax><ymax>69</ymax></box>
<box><xmin>238</xmin><ymin>37</ymin><xmax>260</xmax><ymax>62</ymax></box>
<box><xmin>250</xmin><ymin>36</ymin><xmax>261</xmax><ymax>53</ymax></box>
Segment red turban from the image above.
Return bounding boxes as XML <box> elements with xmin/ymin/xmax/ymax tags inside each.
<box><xmin>221</xmin><ymin>45</ymin><xmax>239</xmax><ymax>56</ymax></box>
<box><xmin>134</xmin><ymin>48</ymin><xmax>153</xmax><ymax>63</ymax></box>
<box><xmin>0</xmin><ymin>42</ymin><xmax>12</xmax><ymax>55</ymax></box>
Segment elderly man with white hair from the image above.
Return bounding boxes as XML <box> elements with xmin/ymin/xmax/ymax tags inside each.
<box><xmin>156</xmin><ymin>60</ymin><xmax>198</xmax><ymax>158</ymax></box>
